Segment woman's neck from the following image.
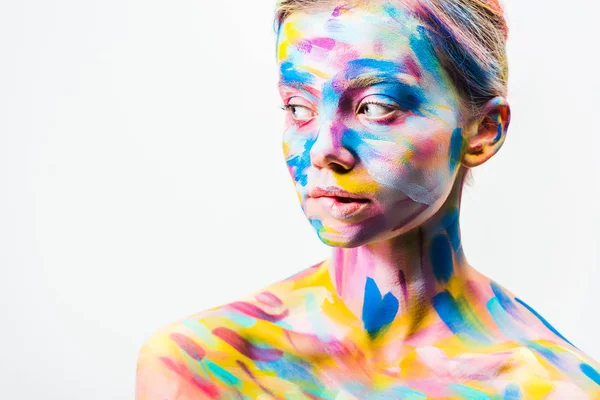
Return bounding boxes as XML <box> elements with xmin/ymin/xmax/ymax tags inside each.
<box><xmin>326</xmin><ymin>178</ymin><xmax>471</xmax><ymax>340</ymax></box>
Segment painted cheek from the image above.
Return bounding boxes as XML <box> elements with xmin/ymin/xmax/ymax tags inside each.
<box><xmin>283</xmin><ymin>128</ymin><xmax>317</xmax><ymax>189</ymax></box>
<box><xmin>366</xmin><ymin>141</ymin><xmax>446</xmax><ymax>205</ymax></box>
<box><xmin>410</xmin><ymin>136</ymin><xmax>440</xmax><ymax>163</ymax></box>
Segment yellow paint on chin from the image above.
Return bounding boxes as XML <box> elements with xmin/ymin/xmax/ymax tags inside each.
<box><xmin>320</xmin><ymin>229</ymin><xmax>354</xmax><ymax>247</ymax></box>
<box><xmin>321</xmin><ymin>225</ymin><xmax>342</xmax><ymax>236</ymax></box>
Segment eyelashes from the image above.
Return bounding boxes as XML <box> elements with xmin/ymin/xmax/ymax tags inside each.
<box><xmin>355</xmin><ymin>100</ymin><xmax>400</xmax><ymax>120</ymax></box>
<box><xmin>280</xmin><ymin>98</ymin><xmax>403</xmax><ymax>124</ymax></box>
<box><xmin>280</xmin><ymin>104</ymin><xmax>315</xmax><ymax>122</ymax></box>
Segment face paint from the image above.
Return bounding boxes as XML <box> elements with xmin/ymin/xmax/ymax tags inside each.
<box><xmin>277</xmin><ymin>3</ymin><xmax>465</xmax><ymax>247</ymax></box>
<box><xmin>135</xmin><ymin>2</ymin><xmax>600</xmax><ymax>399</ymax></box>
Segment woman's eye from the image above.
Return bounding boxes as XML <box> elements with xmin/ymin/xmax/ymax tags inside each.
<box><xmin>283</xmin><ymin>104</ymin><xmax>315</xmax><ymax>121</ymax></box>
<box><xmin>358</xmin><ymin>102</ymin><xmax>398</xmax><ymax>119</ymax></box>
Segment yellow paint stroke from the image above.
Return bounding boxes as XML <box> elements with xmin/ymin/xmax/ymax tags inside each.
<box><xmin>277</xmin><ymin>22</ymin><xmax>302</xmax><ymax>62</ymax></box>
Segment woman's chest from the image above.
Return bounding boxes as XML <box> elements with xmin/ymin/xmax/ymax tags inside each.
<box><xmin>235</xmin><ymin>342</ymin><xmax>558</xmax><ymax>400</ymax></box>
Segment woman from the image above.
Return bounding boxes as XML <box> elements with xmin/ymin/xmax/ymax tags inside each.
<box><xmin>136</xmin><ymin>0</ymin><xmax>600</xmax><ymax>398</ymax></box>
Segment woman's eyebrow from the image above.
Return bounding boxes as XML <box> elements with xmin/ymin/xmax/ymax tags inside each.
<box><xmin>278</xmin><ymin>73</ymin><xmax>421</xmax><ymax>101</ymax></box>
<box><xmin>278</xmin><ymin>58</ymin><xmax>422</xmax><ymax>93</ymax></box>
<box><xmin>279</xmin><ymin>61</ymin><xmax>317</xmax><ymax>88</ymax></box>
<box><xmin>343</xmin><ymin>73</ymin><xmax>419</xmax><ymax>91</ymax></box>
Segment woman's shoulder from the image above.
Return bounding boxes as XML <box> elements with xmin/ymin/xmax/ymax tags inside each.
<box><xmin>135</xmin><ymin>261</ymin><xmax>328</xmax><ymax>399</ymax></box>
<box><xmin>472</xmin><ymin>272</ymin><xmax>600</xmax><ymax>394</ymax></box>
<box><xmin>135</xmin><ymin>305</ymin><xmax>240</xmax><ymax>399</ymax></box>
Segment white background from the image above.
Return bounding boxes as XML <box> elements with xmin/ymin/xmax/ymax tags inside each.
<box><xmin>1</xmin><ymin>0</ymin><xmax>598</xmax><ymax>398</ymax></box>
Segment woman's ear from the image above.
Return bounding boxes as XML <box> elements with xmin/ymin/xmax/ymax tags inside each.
<box><xmin>462</xmin><ymin>97</ymin><xmax>511</xmax><ymax>168</ymax></box>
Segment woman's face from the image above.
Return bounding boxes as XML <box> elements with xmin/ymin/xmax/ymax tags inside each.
<box><xmin>277</xmin><ymin>2</ymin><xmax>467</xmax><ymax>247</ymax></box>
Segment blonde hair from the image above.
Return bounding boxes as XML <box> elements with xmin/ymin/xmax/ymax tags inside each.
<box><xmin>274</xmin><ymin>0</ymin><xmax>509</xmax><ymax>117</ymax></box>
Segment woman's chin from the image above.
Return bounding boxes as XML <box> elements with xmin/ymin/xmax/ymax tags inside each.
<box><xmin>308</xmin><ymin>205</ymin><xmax>434</xmax><ymax>248</ymax></box>
<box><xmin>316</xmin><ymin>231</ymin><xmax>367</xmax><ymax>248</ymax></box>
<box><xmin>310</xmin><ymin>220</ymin><xmax>378</xmax><ymax>248</ymax></box>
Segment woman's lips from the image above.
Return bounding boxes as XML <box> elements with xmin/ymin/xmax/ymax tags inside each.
<box><xmin>307</xmin><ymin>186</ymin><xmax>374</xmax><ymax>220</ymax></box>
<box><xmin>311</xmin><ymin>196</ymin><xmax>373</xmax><ymax>220</ymax></box>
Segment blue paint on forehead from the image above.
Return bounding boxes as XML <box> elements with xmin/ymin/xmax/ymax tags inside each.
<box><xmin>382</xmin><ymin>2</ymin><xmax>404</xmax><ymax>21</ymax></box>
<box><xmin>344</xmin><ymin>58</ymin><xmax>408</xmax><ymax>81</ymax></box>
<box><xmin>280</xmin><ymin>61</ymin><xmax>316</xmax><ymax>86</ymax></box>
<box><xmin>409</xmin><ymin>26</ymin><xmax>440</xmax><ymax>78</ymax></box>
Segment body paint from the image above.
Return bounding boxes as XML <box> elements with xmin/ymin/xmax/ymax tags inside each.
<box><xmin>136</xmin><ymin>2</ymin><xmax>600</xmax><ymax>399</ymax></box>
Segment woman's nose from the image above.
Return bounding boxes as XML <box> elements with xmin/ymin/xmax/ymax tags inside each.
<box><xmin>309</xmin><ymin>120</ymin><xmax>356</xmax><ymax>172</ymax></box>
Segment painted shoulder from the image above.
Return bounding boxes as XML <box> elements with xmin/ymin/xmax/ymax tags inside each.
<box><xmin>482</xmin><ymin>277</ymin><xmax>600</xmax><ymax>395</ymax></box>
<box><xmin>135</xmin><ymin>262</ymin><xmax>328</xmax><ymax>400</ymax></box>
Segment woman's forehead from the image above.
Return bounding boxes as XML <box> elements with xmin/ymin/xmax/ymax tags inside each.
<box><xmin>276</xmin><ymin>3</ymin><xmax>439</xmax><ymax>85</ymax></box>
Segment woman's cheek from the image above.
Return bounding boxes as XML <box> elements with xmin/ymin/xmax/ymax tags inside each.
<box><xmin>283</xmin><ymin>127</ymin><xmax>317</xmax><ymax>196</ymax></box>
<box><xmin>359</xmin><ymin>128</ymin><xmax>452</xmax><ymax>205</ymax></box>
<box><xmin>411</xmin><ymin>128</ymin><xmax>456</xmax><ymax>193</ymax></box>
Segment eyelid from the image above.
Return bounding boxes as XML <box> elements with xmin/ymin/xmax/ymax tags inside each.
<box><xmin>281</xmin><ymin>103</ymin><xmax>313</xmax><ymax>114</ymax></box>
<box><xmin>355</xmin><ymin>94</ymin><xmax>401</xmax><ymax>113</ymax></box>
<box><xmin>356</xmin><ymin>100</ymin><xmax>400</xmax><ymax>113</ymax></box>
<box><xmin>286</xmin><ymin>96</ymin><xmax>314</xmax><ymax>107</ymax></box>
<box><xmin>355</xmin><ymin>97</ymin><xmax>401</xmax><ymax>122</ymax></box>
<box><xmin>282</xmin><ymin>97</ymin><xmax>318</xmax><ymax>123</ymax></box>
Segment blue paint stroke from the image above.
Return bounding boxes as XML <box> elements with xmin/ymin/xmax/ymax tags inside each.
<box><xmin>225</xmin><ymin>311</ymin><xmax>256</xmax><ymax>328</ymax></box>
<box><xmin>286</xmin><ymin>136</ymin><xmax>316</xmax><ymax>187</ymax></box>
<box><xmin>362</xmin><ymin>277</ymin><xmax>399</xmax><ymax>338</ymax></box>
<box><xmin>449</xmin><ymin>128</ymin><xmax>463</xmax><ymax>171</ymax></box>
<box><xmin>205</xmin><ymin>359</ymin><xmax>241</xmax><ymax>387</ymax></box>
<box><xmin>255</xmin><ymin>357</ymin><xmax>322</xmax><ymax>389</ymax></box>
<box><xmin>442</xmin><ymin>208</ymin><xmax>461</xmax><ymax>251</ymax></box>
<box><xmin>386</xmin><ymin>386</ymin><xmax>428</xmax><ymax>400</ymax></box>
<box><xmin>344</xmin><ymin>58</ymin><xmax>407</xmax><ymax>81</ymax></box>
<box><xmin>449</xmin><ymin>383</ymin><xmax>491</xmax><ymax>400</ymax></box>
<box><xmin>503</xmin><ymin>384</ymin><xmax>522</xmax><ymax>400</ymax></box>
<box><xmin>515</xmin><ymin>297</ymin><xmax>575</xmax><ymax>347</ymax></box>
<box><xmin>280</xmin><ymin>61</ymin><xmax>315</xmax><ymax>86</ymax></box>
<box><xmin>581</xmin><ymin>363</ymin><xmax>600</xmax><ymax>386</ymax></box>
<box><xmin>527</xmin><ymin>341</ymin><xmax>561</xmax><ymax>366</ymax></box>
<box><xmin>490</xmin><ymin>282</ymin><xmax>520</xmax><ymax>320</ymax></box>
<box><xmin>433</xmin><ymin>291</ymin><xmax>489</xmax><ymax>343</ymax></box>
<box><xmin>309</xmin><ymin>218</ymin><xmax>324</xmax><ymax>232</ymax></box>
<box><xmin>487</xmin><ymin>297</ymin><xmax>525</xmax><ymax>342</ymax></box>
<box><xmin>495</xmin><ymin>121</ymin><xmax>503</xmax><ymax>142</ymax></box>
<box><xmin>430</xmin><ymin>234</ymin><xmax>454</xmax><ymax>283</ymax></box>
